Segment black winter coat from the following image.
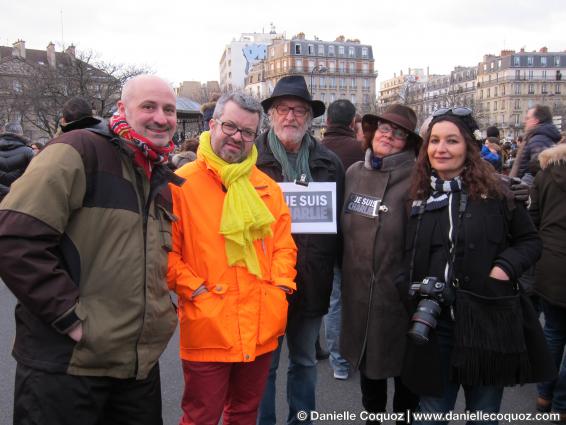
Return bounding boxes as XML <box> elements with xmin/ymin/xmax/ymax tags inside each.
<box><xmin>255</xmin><ymin>132</ymin><xmax>344</xmax><ymax>316</ymax></box>
<box><xmin>0</xmin><ymin>133</ymin><xmax>33</xmax><ymax>200</ymax></box>
<box><xmin>530</xmin><ymin>143</ymin><xmax>566</xmax><ymax>308</ymax></box>
<box><xmin>400</xmin><ymin>190</ymin><xmax>543</xmax><ymax>396</ymax></box>
<box><xmin>518</xmin><ymin>122</ymin><xmax>561</xmax><ymax>178</ymax></box>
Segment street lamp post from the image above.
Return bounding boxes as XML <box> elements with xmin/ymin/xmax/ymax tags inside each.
<box><xmin>310</xmin><ymin>64</ymin><xmax>328</xmax><ymax>96</ymax></box>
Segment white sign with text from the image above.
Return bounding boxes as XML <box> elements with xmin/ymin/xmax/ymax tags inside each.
<box><xmin>278</xmin><ymin>182</ymin><xmax>337</xmax><ymax>234</ymax></box>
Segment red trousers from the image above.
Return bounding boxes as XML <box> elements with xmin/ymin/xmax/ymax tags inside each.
<box><xmin>179</xmin><ymin>352</ymin><xmax>273</xmax><ymax>425</ymax></box>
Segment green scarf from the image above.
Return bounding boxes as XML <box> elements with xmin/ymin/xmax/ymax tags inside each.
<box><xmin>197</xmin><ymin>131</ymin><xmax>275</xmax><ymax>277</ymax></box>
<box><xmin>267</xmin><ymin>128</ymin><xmax>313</xmax><ymax>182</ymax></box>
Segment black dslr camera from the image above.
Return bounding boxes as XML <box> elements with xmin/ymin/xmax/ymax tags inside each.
<box><xmin>407</xmin><ymin>277</ymin><xmax>455</xmax><ymax>344</ymax></box>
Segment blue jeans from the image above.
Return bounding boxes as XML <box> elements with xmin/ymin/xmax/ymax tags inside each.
<box><xmin>415</xmin><ymin>320</ymin><xmax>503</xmax><ymax>425</ymax></box>
<box><xmin>258</xmin><ymin>313</ymin><xmax>322</xmax><ymax>425</ymax></box>
<box><xmin>324</xmin><ymin>266</ymin><xmax>350</xmax><ymax>374</ymax></box>
<box><xmin>537</xmin><ymin>300</ymin><xmax>566</xmax><ymax>413</ymax></box>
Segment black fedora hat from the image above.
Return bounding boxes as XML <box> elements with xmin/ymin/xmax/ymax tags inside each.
<box><xmin>261</xmin><ymin>76</ymin><xmax>326</xmax><ymax>118</ymax></box>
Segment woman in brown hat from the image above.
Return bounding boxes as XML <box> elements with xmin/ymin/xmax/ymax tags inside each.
<box><xmin>340</xmin><ymin>104</ymin><xmax>421</xmax><ymax>422</ymax></box>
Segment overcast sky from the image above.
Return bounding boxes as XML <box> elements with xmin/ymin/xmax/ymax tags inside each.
<box><xmin>3</xmin><ymin>0</ymin><xmax>565</xmax><ymax>89</ymax></box>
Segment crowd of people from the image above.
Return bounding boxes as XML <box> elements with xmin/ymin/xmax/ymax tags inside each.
<box><xmin>0</xmin><ymin>73</ymin><xmax>564</xmax><ymax>425</ymax></box>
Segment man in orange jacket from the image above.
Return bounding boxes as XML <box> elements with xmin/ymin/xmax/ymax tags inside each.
<box><xmin>167</xmin><ymin>92</ymin><xmax>297</xmax><ymax>425</ymax></box>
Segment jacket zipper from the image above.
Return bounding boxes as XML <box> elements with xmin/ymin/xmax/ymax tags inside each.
<box><xmin>355</xmin><ymin>181</ymin><xmax>383</xmax><ymax>370</ymax></box>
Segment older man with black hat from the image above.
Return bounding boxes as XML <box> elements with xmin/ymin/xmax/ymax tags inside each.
<box><xmin>256</xmin><ymin>76</ymin><xmax>344</xmax><ymax>425</ymax></box>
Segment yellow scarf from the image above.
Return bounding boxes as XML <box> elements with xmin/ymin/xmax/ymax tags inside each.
<box><xmin>197</xmin><ymin>131</ymin><xmax>275</xmax><ymax>277</ymax></box>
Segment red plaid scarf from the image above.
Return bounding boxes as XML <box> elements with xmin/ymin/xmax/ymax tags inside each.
<box><xmin>109</xmin><ymin>115</ymin><xmax>175</xmax><ymax>178</ymax></box>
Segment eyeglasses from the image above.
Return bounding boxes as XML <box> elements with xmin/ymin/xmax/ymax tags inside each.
<box><xmin>432</xmin><ymin>107</ymin><xmax>473</xmax><ymax>118</ymax></box>
<box><xmin>377</xmin><ymin>122</ymin><xmax>408</xmax><ymax>140</ymax></box>
<box><xmin>274</xmin><ymin>104</ymin><xmax>309</xmax><ymax>117</ymax></box>
<box><xmin>215</xmin><ymin>120</ymin><xmax>257</xmax><ymax>143</ymax></box>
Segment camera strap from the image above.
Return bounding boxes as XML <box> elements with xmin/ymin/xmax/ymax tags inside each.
<box><xmin>408</xmin><ymin>192</ymin><xmax>468</xmax><ymax>287</ymax></box>
<box><xmin>446</xmin><ymin>192</ymin><xmax>468</xmax><ymax>289</ymax></box>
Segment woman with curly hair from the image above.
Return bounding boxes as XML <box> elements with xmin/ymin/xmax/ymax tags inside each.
<box><xmin>400</xmin><ymin>108</ymin><xmax>552</xmax><ymax>424</ymax></box>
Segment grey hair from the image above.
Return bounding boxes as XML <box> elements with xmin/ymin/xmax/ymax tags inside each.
<box><xmin>212</xmin><ymin>92</ymin><xmax>263</xmax><ymax>132</ymax></box>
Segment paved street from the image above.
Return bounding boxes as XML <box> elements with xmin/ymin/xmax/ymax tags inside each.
<box><xmin>0</xmin><ymin>282</ymin><xmax>548</xmax><ymax>425</ymax></box>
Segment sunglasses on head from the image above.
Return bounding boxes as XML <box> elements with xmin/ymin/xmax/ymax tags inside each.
<box><xmin>432</xmin><ymin>107</ymin><xmax>473</xmax><ymax>118</ymax></box>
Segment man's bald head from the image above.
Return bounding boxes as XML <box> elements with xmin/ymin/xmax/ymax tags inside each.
<box><xmin>117</xmin><ymin>75</ymin><xmax>177</xmax><ymax>146</ymax></box>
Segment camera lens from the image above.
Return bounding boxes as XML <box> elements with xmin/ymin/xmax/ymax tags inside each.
<box><xmin>408</xmin><ymin>298</ymin><xmax>442</xmax><ymax>345</ymax></box>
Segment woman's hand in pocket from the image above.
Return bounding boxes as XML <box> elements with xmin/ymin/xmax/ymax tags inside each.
<box><xmin>489</xmin><ymin>266</ymin><xmax>510</xmax><ymax>281</ymax></box>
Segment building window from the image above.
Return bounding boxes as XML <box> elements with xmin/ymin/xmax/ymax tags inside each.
<box><xmin>494</xmin><ymin>87</ymin><xmax>498</xmax><ymax>97</ymax></box>
<box><xmin>543</xmin><ymin>70</ymin><xmax>547</xmax><ymax>80</ymax></box>
<box><xmin>514</xmin><ymin>83</ymin><xmax>520</xmax><ymax>95</ymax></box>
<box><xmin>515</xmin><ymin>70</ymin><xmax>521</xmax><ymax>80</ymax></box>
<box><xmin>542</xmin><ymin>83</ymin><xmax>548</xmax><ymax>94</ymax></box>
<box><xmin>284</xmin><ymin>44</ymin><xmax>288</xmax><ymax>53</ymax></box>
<box><xmin>283</xmin><ymin>60</ymin><xmax>287</xmax><ymax>69</ymax></box>
<box><xmin>351</xmin><ymin>94</ymin><xmax>356</xmax><ymax>104</ymax></box>
<box><xmin>527</xmin><ymin>56</ymin><xmax>534</xmax><ymax>66</ymax></box>
<box><xmin>339</xmin><ymin>61</ymin><xmax>345</xmax><ymax>72</ymax></box>
<box><xmin>270</xmin><ymin>63</ymin><xmax>274</xmax><ymax>71</ymax></box>
<box><xmin>319</xmin><ymin>76</ymin><xmax>325</xmax><ymax>88</ymax></box>
<box><xmin>308</xmin><ymin>60</ymin><xmax>315</xmax><ymax>71</ymax></box>
<box><xmin>513</xmin><ymin>56</ymin><xmax>520</xmax><ymax>66</ymax></box>
<box><xmin>494</xmin><ymin>101</ymin><xmax>497</xmax><ymax>111</ymax></box>
<box><xmin>328</xmin><ymin>45</ymin><xmax>335</xmax><ymax>56</ymax></box>
<box><xmin>320</xmin><ymin>93</ymin><xmax>325</xmax><ymax>102</ymax></box>
<box><xmin>486</xmin><ymin>102</ymin><xmax>490</xmax><ymax>111</ymax></box>
<box><xmin>330</xmin><ymin>93</ymin><xmax>336</xmax><ymax>103</ymax></box>
<box><xmin>362</xmin><ymin>63</ymin><xmax>369</xmax><ymax>74</ymax></box>
<box><xmin>339</xmin><ymin>78</ymin><xmax>345</xmax><ymax>88</ymax></box>
<box><xmin>555</xmin><ymin>56</ymin><xmax>561</xmax><ymax>66</ymax></box>
<box><xmin>308</xmin><ymin>44</ymin><xmax>314</xmax><ymax>55</ymax></box>
<box><xmin>528</xmin><ymin>70</ymin><xmax>534</xmax><ymax>80</ymax></box>
<box><xmin>556</xmin><ymin>83</ymin><xmax>561</xmax><ymax>94</ymax></box>
<box><xmin>363</xmin><ymin>79</ymin><xmax>369</xmax><ymax>89</ymax></box>
<box><xmin>329</xmin><ymin>61</ymin><xmax>336</xmax><ymax>72</ymax></box>
<box><xmin>515</xmin><ymin>114</ymin><xmax>520</xmax><ymax>126</ymax></box>
<box><xmin>363</xmin><ymin>94</ymin><xmax>369</xmax><ymax>104</ymax></box>
<box><xmin>490</xmin><ymin>62</ymin><xmax>494</xmax><ymax>70</ymax></box>
<box><xmin>361</xmin><ymin>47</ymin><xmax>368</xmax><ymax>58</ymax></box>
<box><xmin>557</xmin><ymin>70</ymin><xmax>563</xmax><ymax>81</ymax></box>
<box><xmin>528</xmin><ymin>83</ymin><xmax>534</xmax><ymax>94</ymax></box>
<box><xmin>502</xmin><ymin>84</ymin><xmax>506</xmax><ymax>95</ymax></box>
<box><xmin>318</xmin><ymin>44</ymin><xmax>324</xmax><ymax>55</ymax></box>
<box><xmin>351</xmin><ymin>78</ymin><xmax>356</xmax><ymax>88</ymax></box>
<box><xmin>270</xmin><ymin>48</ymin><xmax>275</xmax><ymax>58</ymax></box>
<box><xmin>348</xmin><ymin>46</ymin><xmax>355</xmax><ymax>57</ymax></box>
<box><xmin>515</xmin><ymin>99</ymin><xmax>520</xmax><ymax>110</ymax></box>
<box><xmin>541</xmin><ymin>56</ymin><xmax>547</xmax><ymax>66</ymax></box>
<box><xmin>498</xmin><ymin>59</ymin><xmax>502</xmax><ymax>68</ymax></box>
<box><xmin>338</xmin><ymin>46</ymin><xmax>345</xmax><ymax>56</ymax></box>
<box><xmin>349</xmin><ymin>62</ymin><xmax>355</xmax><ymax>73</ymax></box>
<box><xmin>487</xmin><ymin>88</ymin><xmax>490</xmax><ymax>98</ymax></box>
<box><xmin>295</xmin><ymin>44</ymin><xmax>301</xmax><ymax>55</ymax></box>
<box><xmin>295</xmin><ymin>59</ymin><xmax>303</xmax><ymax>71</ymax></box>
<box><xmin>329</xmin><ymin>77</ymin><xmax>336</xmax><ymax>88</ymax></box>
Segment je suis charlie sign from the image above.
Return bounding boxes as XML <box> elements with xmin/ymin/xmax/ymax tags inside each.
<box><xmin>278</xmin><ymin>182</ymin><xmax>337</xmax><ymax>234</ymax></box>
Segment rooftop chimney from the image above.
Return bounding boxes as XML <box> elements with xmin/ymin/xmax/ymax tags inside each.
<box><xmin>540</xmin><ymin>46</ymin><xmax>548</xmax><ymax>53</ymax></box>
<box><xmin>47</xmin><ymin>42</ymin><xmax>56</xmax><ymax>68</ymax></box>
<box><xmin>65</xmin><ymin>44</ymin><xmax>76</xmax><ymax>58</ymax></box>
<box><xmin>12</xmin><ymin>40</ymin><xmax>26</xmax><ymax>59</ymax></box>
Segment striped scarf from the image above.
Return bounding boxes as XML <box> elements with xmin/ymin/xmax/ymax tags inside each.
<box><xmin>411</xmin><ymin>173</ymin><xmax>463</xmax><ymax>215</ymax></box>
<box><xmin>109</xmin><ymin>116</ymin><xmax>174</xmax><ymax>177</ymax></box>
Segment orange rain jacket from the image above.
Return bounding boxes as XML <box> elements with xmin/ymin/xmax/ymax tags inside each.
<box><xmin>168</xmin><ymin>158</ymin><xmax>297</xmax><ymax>362</ymax></box>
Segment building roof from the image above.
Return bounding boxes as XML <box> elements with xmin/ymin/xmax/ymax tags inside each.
<box><xmin>176</xmin><ymin>97</ymin><xmax>202</xmax><ymax>114</ymax></box>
